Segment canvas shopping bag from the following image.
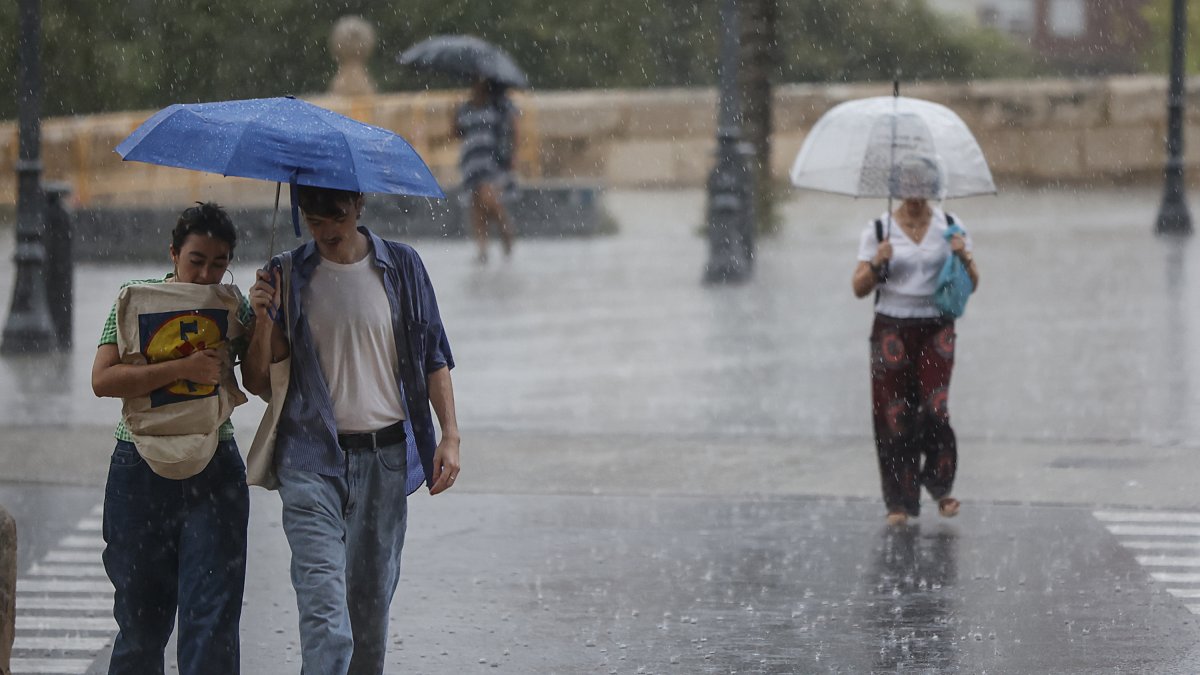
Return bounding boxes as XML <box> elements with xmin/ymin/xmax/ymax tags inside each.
<box><xmin>246</xmin><ymin>252</ymin><xmax>292</xmax><ymax>490</ymax></box>
<box><xmin>115</xmin><ymin>282</ymin><xmax>249</xmax><ymax>479</ymax></box>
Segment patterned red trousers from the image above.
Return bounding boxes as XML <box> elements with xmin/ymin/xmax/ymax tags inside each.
<box><xmin>870</xmin><ymin>314</ymin><xmax>958</xmax><ymax>517</ymax></box>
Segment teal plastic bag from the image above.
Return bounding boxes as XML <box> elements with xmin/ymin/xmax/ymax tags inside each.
<box><xmin>934</xmin><ymin>223</ymin><xmax>973</xmax><ymax>318</ymax></box>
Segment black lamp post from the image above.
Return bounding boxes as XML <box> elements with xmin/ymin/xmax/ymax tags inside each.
<box><xmin>703</xmin><ymin>0</ymin><xmax>754</xmax><ymax>284</ymax></box>
<box><xmin>2</xmin><ymin>0</ymin><xmax>55</xmax><ymax>354</ymax></box>
<box><xmin>1156</xmin><ymin>0</ymin><xmax>1193</xmax><ymax>236</ymax></box>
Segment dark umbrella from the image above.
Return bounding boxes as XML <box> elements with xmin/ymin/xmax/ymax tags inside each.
<box><xmin>399</xmin><ymin>35</ymin><xmax>529</xmax><ymax>89</ymax></box>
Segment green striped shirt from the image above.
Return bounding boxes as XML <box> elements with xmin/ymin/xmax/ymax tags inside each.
<box><xmin>99</xmin><ymin>276</ymin><xmax>254</xmax><ymax>442</ymax></box>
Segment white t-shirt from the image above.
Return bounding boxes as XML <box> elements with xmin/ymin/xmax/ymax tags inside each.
<box><xmin>302</xmin><ymin>252</ymin><xmax>407</xmax><ymax>433</ymax></box>
<box><xmin>857</xmin><ymin>207</ymin><xmax>973</xmax><ymax>319</ymax></box>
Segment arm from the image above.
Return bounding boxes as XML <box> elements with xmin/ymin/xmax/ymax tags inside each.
<box><xmin>241</xmin><ymin>268</ymin><xmax>291</xmax><ymax>398</ymax></box>
<box><xmin>950</xmin><ymin>236</ymin><xmax>980</xmax><ymax>290</ymax></box>
<box><xmin>426</xmin><ymin>365</ymin><xmax>461</xmax><ymax>496</ymax></box>
<box><xmin>91</xmin><ymin>343</ymin><xmax>222</xmax><ymax>399</ymax></box>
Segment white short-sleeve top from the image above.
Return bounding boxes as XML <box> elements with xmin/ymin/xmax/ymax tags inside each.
<box><xmin>857</xmin><ymin>207</ymin><xmax>973</xmax><ymax>319</ymax></box>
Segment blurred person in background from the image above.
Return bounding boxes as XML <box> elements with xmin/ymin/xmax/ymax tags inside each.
<box><xmin>454</xmin><ymin>78</ymin><xmax>519</xmax><ymax>263</ymax></box>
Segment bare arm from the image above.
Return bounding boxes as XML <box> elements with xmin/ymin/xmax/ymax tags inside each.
<box><xmin>950</xmin><ymin>235</ymin><xmax>980</xmax><ymax>290</ymax></box>
<box><xmin>91</xmin><ymin>343</ymin><xmax>222</xmax><ymax>399</ymax></box>
<box><xmin>241</xmin><ymin>268</ymin><xmax>291</xmax><ymax>398</ymax></box>
<box><xmin>426</xmin><ymin>365</ymin><xmax>461</xmax><ymax>495</ymax></box>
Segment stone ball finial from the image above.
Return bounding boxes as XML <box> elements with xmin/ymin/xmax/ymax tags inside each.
<box><xmin>328</xmin><ymin>16</ymin><xmax>377</xmax><ymax>96</ymax></box>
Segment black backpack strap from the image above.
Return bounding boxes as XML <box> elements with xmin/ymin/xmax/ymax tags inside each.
<box><xmin>946</xmin><ymin>213</ymin><xmax>956</xmax><ymax>227</ymax></box>
<box><xmin>872</xmin><ymin>219</ymin><xmax>886</xmax><ymax>306</ymax></box>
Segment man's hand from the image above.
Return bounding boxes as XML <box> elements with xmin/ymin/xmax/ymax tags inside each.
<box><xmin>249</xmin><ymin>267</ymin><xmax>282</xmax><ymax>322</ymax></box>
<box><xmin>428</xmin><ymin>434</ymin><xmax>461</xmax><ymax>496</ymax></box>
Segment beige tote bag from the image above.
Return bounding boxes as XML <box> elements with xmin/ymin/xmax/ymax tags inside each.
<box><xmin>246</xmin><ymin>253</ymin><xmax>292</xmax><ymax>490</ymax></box>
<box><xmin>115</xmin><ymin>282</ymin><xmax>249</xmax><ymax>479</ymax></box>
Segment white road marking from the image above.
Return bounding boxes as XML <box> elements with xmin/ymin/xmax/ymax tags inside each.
<box><xmin>1097</xmin><ymin>508</ymin><xmax>1200</xmax><ymax>615</ymax></box>
<box><xmin>16</xmin><ymin>615</ymin><xmax>118</xmax><ymax>632</ymax></box>
<box><xmin>12</xmin><ymin>504</ymin><xmax>116</xmax><ymax>673</ymax></box>
<box><xmin>9</xmin><ymin>657</ymin><xmax>95</xmax><ymax>674</ymax></box>
<box><xmin>17</xmin><ymin>596</ymin><xmax>112</xmax><ymax>611</ymax></box>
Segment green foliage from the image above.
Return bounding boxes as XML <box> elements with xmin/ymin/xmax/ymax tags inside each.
<box><xmin>0</xmin><ymin>0</ymin><xmax>1039</xmax><ymax>120</ymax></box>
<box><xmin>1140</xmin><ymin>0</ymin><xmax>1200</xmax><ymax>73</ymax></box>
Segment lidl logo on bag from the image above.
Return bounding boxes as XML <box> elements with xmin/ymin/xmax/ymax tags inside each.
<box><xmin>138</xmin><ymin>308</ymin><xmax>228</xmax><ymax>407</ymax></box>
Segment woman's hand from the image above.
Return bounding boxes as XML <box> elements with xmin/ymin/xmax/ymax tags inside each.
<box><xmin>873</xmin><ymin>241</ymin><xmax>893</xmax><ymax>267</ymax></box>
<box><xmin>950</xmin><ymin>234</ymin><xmax>967</xmax><ymax>256</ymax></box>
<box><xmin>249</xmin><ymin>268</ymin><xmax>281</xmax><ymax>322</ymax></box>
<box><xmin>177</xmin><ymin>349</ymin><xmax>224</xmax><ymax>386</ymax></box>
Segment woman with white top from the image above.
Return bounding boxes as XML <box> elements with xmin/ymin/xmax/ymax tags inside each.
<box><xmin>852</xmin><ymin>157</ymin><xmax>980</xmax><ymax>527</ymax></box>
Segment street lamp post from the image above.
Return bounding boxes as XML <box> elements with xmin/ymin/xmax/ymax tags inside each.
<box><xmin>2</xmin><ymin>0</ymin><xmax>55</xmax><ymax>353</ymax></box>
<box><xmin>1156</xmin><ymin>0</ymin><xmax>1193</xmax><ymax>236</ymax></box>
<box><xmin>703</xmin><ymin>0</ymin><xmax>754</xmax><ymax>284</ymax></box>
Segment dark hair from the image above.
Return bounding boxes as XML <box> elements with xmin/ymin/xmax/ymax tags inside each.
<box><xmin>296</xmin><ymin>185</ymin><xmax>363</xmax><ymax>218</ymax></box>
<box><xmin>171</xmin><ymin>202</ymin><xmax>237</xmax><ymax>254</ymax></box>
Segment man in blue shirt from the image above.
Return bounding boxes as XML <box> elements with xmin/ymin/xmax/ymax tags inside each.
<box><xmin>247</xmin><ymin>185</ymin><xmax>460</xmax><ymax>675</ymax></box>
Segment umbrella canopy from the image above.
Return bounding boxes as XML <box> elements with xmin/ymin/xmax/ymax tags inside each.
<box><xmin>399</xmin><ymin>35</ymin><xmax>528</xmax><ymax>89</ymax></box>
<box><xmin>115</xmin><ymin>96</ymin><xmax>444</xmax><ymax>236</ymax></box>
<box><xmin>789</xmin><ymin>96</ymin><xmax>996</xmax><ymax>200</ymax></box>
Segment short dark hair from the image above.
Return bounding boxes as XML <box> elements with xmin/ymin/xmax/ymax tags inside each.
<box><xmin>296</xmin><ymin>185</ymin><xmax>363</xmax><ymax>218</ymax></box>
<box><xmin>171</xmin><ymin>202</ymin><xmax>237</xmax><ymax>254</ymax></box>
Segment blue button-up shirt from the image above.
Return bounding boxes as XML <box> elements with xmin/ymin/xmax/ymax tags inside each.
<box><xmin>274</xmin><ymin>229</ymin><xmax>454</xmax><ymax>495</ymax></box>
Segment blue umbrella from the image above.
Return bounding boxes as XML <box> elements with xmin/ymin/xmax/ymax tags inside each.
<box><xmin>115</xmin><ymin>96</ymin><xmax>445</xmax><ymax>239</ymax></box>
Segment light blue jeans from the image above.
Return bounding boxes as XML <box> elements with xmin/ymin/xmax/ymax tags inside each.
<box><xmin>278</xmin><ymin>442</ymin><xmax>408</xmax><ymax>675</ymax></box>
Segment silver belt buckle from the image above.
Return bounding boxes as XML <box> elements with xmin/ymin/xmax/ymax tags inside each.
<box><xmin>367</xmin><ymin>431</ymin><xmax>378</xmax><ymax>450</ymax></box>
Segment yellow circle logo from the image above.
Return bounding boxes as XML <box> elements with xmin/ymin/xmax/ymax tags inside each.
<box><xmin>145</xmin><ymin>312</ymin><xmax>223</xmax><ymax>397</ymax></box>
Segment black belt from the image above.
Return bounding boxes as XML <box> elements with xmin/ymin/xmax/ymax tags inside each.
<box><xmin>337</xmin><ymin>421</ymin><xmax>407</xmax><ymax>451</ymax></box>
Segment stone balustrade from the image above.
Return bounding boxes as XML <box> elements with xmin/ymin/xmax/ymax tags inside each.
<box><xmin>0</xmin><ymin>75</ymin><xmax>1195</xmax><ymax>208</ymax></box>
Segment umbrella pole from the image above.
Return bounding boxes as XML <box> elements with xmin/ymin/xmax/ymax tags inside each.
<box><xmin>268</xmin><ymin>181</ymin><xmax>281</xmax><ymax>260</ymax></box>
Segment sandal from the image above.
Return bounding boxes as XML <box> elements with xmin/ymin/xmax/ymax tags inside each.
<box><xmin>938</xmin><ymin>497</ymin><xmax>960</xmax><ymax>518</ymax></box>
<box><xmin>886</xmin><ymin>512</ymin><xmax>909</xmax><ymax>527</ymax></box>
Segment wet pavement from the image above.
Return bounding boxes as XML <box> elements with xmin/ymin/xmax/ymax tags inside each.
<box><xmin>4</xmin><ymin>186</ymin><xmax>1200</xmax><ymax>672</ymax></box>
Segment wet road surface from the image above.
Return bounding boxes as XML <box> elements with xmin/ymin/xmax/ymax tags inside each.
<box><xmin>4</xmin><ymin>186</ymin><xmax>1200</xmax><ymax>672</ymax></box>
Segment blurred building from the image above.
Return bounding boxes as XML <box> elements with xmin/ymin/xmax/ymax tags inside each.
<box><xmin>930</xmin><ymin>0</ymin><xmax>1151</xmax><ymax>74</ymax></box>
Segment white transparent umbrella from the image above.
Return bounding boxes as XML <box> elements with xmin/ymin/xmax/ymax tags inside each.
<box><xmin>789</xmin><ymin>95</ymin><xmax>997</xmax><ymax>200</ymax></box>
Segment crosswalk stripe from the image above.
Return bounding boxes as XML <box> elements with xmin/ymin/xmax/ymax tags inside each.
<box><xmin>1150</xmin><ymin>572</ymin><xmax>1200</xmax><ymax>583</ymax></box>
<box><xmin>9</xmin><ymin>657</ymin><xmax>95</xmax><ymax>674</ymax></box>
<box><xmin>17</xmin><ymin>579</ymin><xmax>113</xmax><ymax>594</ymax></box>
<box><xmin>17</xmin><ymin>596</ymin><xmax>112</xmax><ymax>611</ymax></box>
<box><xmin>58</xmin><ymin>535</ymin><xmax>105</xmax><ymax>550</ymax></box>
<box><xmin>44</xmin><ymin>551</ymin><xmax>102</xmax><ymax>564</ymax></box>
<box><xmin>1095</xmin><ymin>510</ymin><xmax>1200</xmax><ymax>524</ymax></box>
<box><xmin>1166</xmin><ymin>589</ymin><xmax>1200</xmax><ymax>599</ymax></box>
<box><xmin>1103</xmin><ymin>524</ymin><xmax>1200</xmax><ymax>537</ymax></box>
<box><xmin>75</xmin><ymin>518</ymin><xmax>102</xmax><ymax>532</ymax></box>
<box><xmin>11</xmin><ymin>635</ymin><xmax>112</xmax><ymax>652</ymax></box>
<box><xmin>28</xmin><ymin>563</ymin><xmax>110</xmax><ymax>578</ymax></box>
<box><xmin>1135</xmin><ymin>555</ymin><xmax>1200</xmax><ymax>567</ymax></box>
<box><xmin>16</xmin><ymin>615</ymin><xmax>118</xmax><ymax>632</ymax></box>
<box><xmin>1113</xmin><ymin>540</ymin><xmax>1200</xmax><ymax>550</ymax></box>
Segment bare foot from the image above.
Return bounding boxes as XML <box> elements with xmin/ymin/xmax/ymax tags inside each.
<box><xmin>938</xmin><ymin>497</ymin><xmax>960</xmax><ymax>518</ymax></box>
<box><xmin>886</xmin><ymin>512</ymin><xmax>909</xmax><ymax>527</ymax></box>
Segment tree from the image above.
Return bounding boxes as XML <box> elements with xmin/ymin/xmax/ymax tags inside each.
<box><xmin>1139</xmin><ymin>0</ymin><xmax>1200</xmax><ymax>73</ymax></box>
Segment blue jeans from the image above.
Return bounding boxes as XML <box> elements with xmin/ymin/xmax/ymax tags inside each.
<box><xmin>102</xmin><ymin>440</ymin><xmax>249</xmax><ymax>675</ymax></box>
<box><xmin>278</xmin><ymin>442</ymin><xmax>409</xmax><ymax>675</ymax></box>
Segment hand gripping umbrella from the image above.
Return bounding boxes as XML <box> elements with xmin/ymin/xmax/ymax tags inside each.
<box><xmin>399</xmin><ymin>35</ymin><xmax>529</xmax><ymax>89</ymax></box>
<box><xmin>115</xmin><ymin>96</ymin><xmax>445</xmax><ymax>255</ymax></box>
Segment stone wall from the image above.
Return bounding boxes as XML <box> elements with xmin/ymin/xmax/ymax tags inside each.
<box><xmin>0</xmin><ymin>75</ymin><xmax>1193</xmax><ymax>207</ymax></box>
